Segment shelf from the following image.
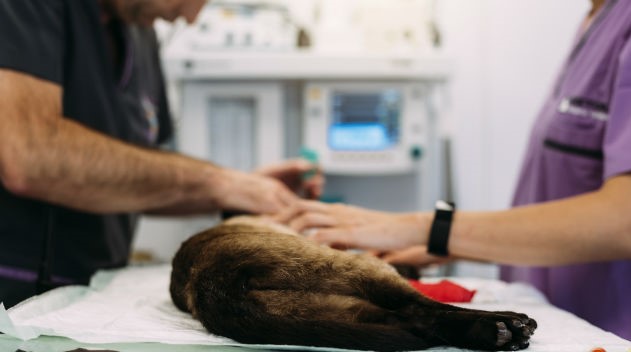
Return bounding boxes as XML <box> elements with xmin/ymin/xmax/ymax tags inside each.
<box><xmin>163</xmin><ymin>50</ymin><xmax>451</xmax><ymax>81</ymax></box>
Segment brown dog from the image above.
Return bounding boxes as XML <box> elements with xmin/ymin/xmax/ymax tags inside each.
<box><xmin>170</xmin><ymin>216</ymin><xmax>536</xmax><ymax>351</ymax></box>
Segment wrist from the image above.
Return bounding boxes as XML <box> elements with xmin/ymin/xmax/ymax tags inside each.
<box><xmin>199</xmin><ymin>163</ymin><xmax>229</xmax><ymax>207</ymax></box>
<box><xmin>397</xmin><ymin>212</ymin><xmax>432</xmax><ymax>248</ymax></box>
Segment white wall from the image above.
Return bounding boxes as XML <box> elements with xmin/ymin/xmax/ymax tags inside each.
<box><xmin>441</xmin><ymin>0</ymin><xmax>588</xmax><ymax>211</ymax></box>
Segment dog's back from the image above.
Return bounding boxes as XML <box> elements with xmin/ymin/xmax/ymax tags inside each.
<box><xmin>170</xmin><ymin>217</ymin><xmax>537</xmax><ymax>351</ymax></box>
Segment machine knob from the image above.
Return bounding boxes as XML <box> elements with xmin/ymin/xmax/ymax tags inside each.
<box><xmin>410</xmin><ymin>145</ymin><xmax>423</xmax><ymax>160</ymax></box>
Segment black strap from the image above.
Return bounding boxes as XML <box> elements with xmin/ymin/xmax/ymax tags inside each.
<box><xmin>427</xmin><ymin>201</ymin><xmax>455</xmax><ymax>257</ymax></box>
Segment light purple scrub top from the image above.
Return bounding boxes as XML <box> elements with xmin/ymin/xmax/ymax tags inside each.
<box><xmin>501</xmin><ymin>0</ymin><xmax>631</xmax><ymax>339</ymax></box>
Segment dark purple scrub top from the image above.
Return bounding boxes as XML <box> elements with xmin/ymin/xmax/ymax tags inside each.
<box><xmin>502</xmin><ymin>0</ymin><xmax>631</xmax><ymax>339</ymax></box>
<box><xmin>0</xmin><ymin>0</ymin><xmax>172</xmax><ymax>307</ymax></box>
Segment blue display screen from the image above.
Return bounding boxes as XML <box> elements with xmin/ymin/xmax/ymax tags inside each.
<box><xmin>328</xmin><ymin>90</ymin><xmax>402</xmax><ymax>151</ymax></box>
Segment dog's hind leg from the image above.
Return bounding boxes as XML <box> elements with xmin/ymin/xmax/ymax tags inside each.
<box><xmin>309</xmin><ymin>254</ymin><xmax>537</xmax><ymax>351</ymax></box>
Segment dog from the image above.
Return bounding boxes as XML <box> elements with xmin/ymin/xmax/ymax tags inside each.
<box><xmin>170</xmin><ymin>216</ymin><xmax>536</xmax><ymax>351</ymax></box>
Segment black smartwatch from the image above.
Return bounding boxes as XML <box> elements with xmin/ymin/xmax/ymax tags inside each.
<box><xmin>427</xmin><ymin>200</ymin><xmax>456</xmax><ymax>257</ymax></box>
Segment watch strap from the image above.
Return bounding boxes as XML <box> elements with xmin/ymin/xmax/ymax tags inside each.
<box><xmin>427</xmin><ymin>200</ymin><xmax>455</xmax><ymax>257</ymax></box>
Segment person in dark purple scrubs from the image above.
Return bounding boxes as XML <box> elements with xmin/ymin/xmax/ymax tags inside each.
<box><xmin>279</xmin><ymin>0</ymin><xmax>631</xmax><ymax>340</ymax></box>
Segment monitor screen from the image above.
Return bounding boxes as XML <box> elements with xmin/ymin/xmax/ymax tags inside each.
<box><xmin>328</xmin><ymin>90</ymin><xmax>402</xmax><ymax>151</ymax></box>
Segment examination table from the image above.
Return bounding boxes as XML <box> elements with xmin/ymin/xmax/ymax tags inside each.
<box><xmin>0</xmin><ymin>265</ymin><xmax>629</xmax><ymax>352</ymax></box>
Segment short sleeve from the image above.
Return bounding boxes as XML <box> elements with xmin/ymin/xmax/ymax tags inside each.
<box><xmin>0</xmin><ymin>0</ymin><xmax>65</xmax><ymax>84</ymax></box>
<box><xmin>603</xmin><ymin>37</ymin><xmax>631</xmax><ymax>179</ymax></box>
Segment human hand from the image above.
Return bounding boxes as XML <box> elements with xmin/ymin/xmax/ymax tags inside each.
<box><xmin>377</xmin><ymin>246</ymin><xmax>452</xmax><ymax>267</ymax></box>
<box><xmin>215</xmin><ymin>168</ymin><xmax>299</xmax><ymax>215</ymax></box>
<box><xmin>255</xmin><ymin>158</ymin><xmax>324</xmax><ymax>199</ymax></box>
<box><xmin>275</xmin><ymin>200</ymin><xmax>430</xmax><ymax>251</ymax></box>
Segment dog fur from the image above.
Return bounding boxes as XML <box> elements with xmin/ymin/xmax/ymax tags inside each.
<box><xmin>170</xmin><ymin>216</ymin><xmax>536</xmax><ymax>351</ymax></box>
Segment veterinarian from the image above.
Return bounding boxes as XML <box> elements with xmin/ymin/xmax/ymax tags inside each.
<box><xmin>0</xmin><ymin>0</ymin><xmax>322</xmax><ymax>308</ymax></box>
<box><xmin>279</xmin><ymin>0</ymin><xmax>631</xmax><ymax>340</ymax></box>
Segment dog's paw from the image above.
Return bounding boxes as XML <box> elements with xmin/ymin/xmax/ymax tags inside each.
<box><xmin>404</xmin><ymin>306</ymin><xmax>537</xmax><ymax>350</ymax></box>
<box><xmin>485</xmin><ymin>313</ymin><xmax>537</xmax><ymax>351</ymax></box>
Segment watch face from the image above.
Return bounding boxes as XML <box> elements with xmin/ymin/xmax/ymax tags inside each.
<box><xmin>435</xmin><ymin>200</ymin><xmax>455</xmax><ymax>211</ymax></box>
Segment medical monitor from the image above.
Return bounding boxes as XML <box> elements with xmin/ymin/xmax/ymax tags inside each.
<box><xmin>328</xmin><ymin>91</ymin><xmax>402</xmax><ymax>151</ymax></box>
<box><xmin>304</xmin><ymin>82</ymin><xmax>426</xmax><ymax>175</ymax></box>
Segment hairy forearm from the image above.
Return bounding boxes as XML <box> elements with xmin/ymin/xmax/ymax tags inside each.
<box><xmin>6</xmin><ymin>117</ymin><xmax>226</xmax><ymax>213</ymax></box>
<box><xmin>0</xmin><ymin>70</ymin><xmax>229</xmax><ymax>214</ymax></box>
<box><xmin>1</xmin><ymin>70</ymin><xmax>298</xmax><ymax>216</ymax></box>
<box><xmin>441</xmin><ymin>177</ymin><xmax>631</xmax><ymax>265</ymax></box>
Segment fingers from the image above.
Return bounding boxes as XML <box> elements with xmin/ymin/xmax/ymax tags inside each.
<box><xmin>308</xmin><ymin>227</ymin><xmax>356</xmax><ymax>249</ymax></box>
<box><xmin>277</xmin><ymin>184</ymin><xmax>299</xmax><ymax>207</ymax></box>
<box><xmin>254</xmin><ymin>158</ymin><xmax>314</xmax><ymax>177</ymax></box>
<box><xmin>214</xmin><ymin>167</ymin><xmax>301</xmax><ymax>215</ymax></box>
<box><xmin>259</xmin><ymin>180</ymin><xmax>298</xmax><ymax>214</ymax></box>
<box><xmin>291</xmin><ymin>158</ymin><xmax>316</xmax><ymax>172</ymax></box>
<box><xmin>289</xmin><ymin>158</ymin><xmax>324</xmax><ymax>199</ymax></box>
<box><xmin>254</xmin><ymin>159</ymin><xmax>325</xmax><ymax>200</ymax></box>
<box><xmin>381</xmin><ymin>246</ymin><xmax>448</xmax><ymax>267</ymax></box>
<box><xmin>251</xmin><ymin>161</ymin><xmax>281</xmax><ymax>177</ymax></box>
<box><xmin>288</xmin><ymin>212</ymin><xmax>338</xmax><ymax>233</ymax></box>
<box><xmin>300</xmin><ymin>160</ymin><xmax>324</xmax><ymax>199</ymax></box>
<box><xmin>273</xmin><ymin>199</ymin><xmax>331</xmax><ymax>223</ymax></box>
<box><xmin>381</xmin><ymin>246</ymin><xmax>427</xmax><ymax>265</ymax></box>
<box><xmin>303</xmin><ymin>176</ymin><xmax>324</xmax><ymax>199</ymax></box>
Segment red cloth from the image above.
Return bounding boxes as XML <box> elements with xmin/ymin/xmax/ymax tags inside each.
<box><xmin>408</xmin><ymin>279</ymin><xmax>476</xmax><ymax>303</ymax></box>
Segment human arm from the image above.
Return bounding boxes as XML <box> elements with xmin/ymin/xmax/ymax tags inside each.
<box><xmin>446</xmin><ymin>174</ymin><xmax>631</xmax><ymax>265</ymax></box>
<box><xmin>278</xmin><ymin>174</ymin><xmax>631</xmax><ymax>266</ymax></box>
<box><xmin>0</xmin><ymin>70</ymin><xmax>297</xmax><ymax>215</ymax></box>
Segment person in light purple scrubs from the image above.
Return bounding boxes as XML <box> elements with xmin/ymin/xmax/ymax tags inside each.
<box><xmin>501</xmin><ymin>0</ymin><xmax>631</xmax><ymax>338</ymax></box>
<box><xmin>278</xmin><ymin>0</ymin><xmax>631</xmax><ymax>340</ymax></box>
